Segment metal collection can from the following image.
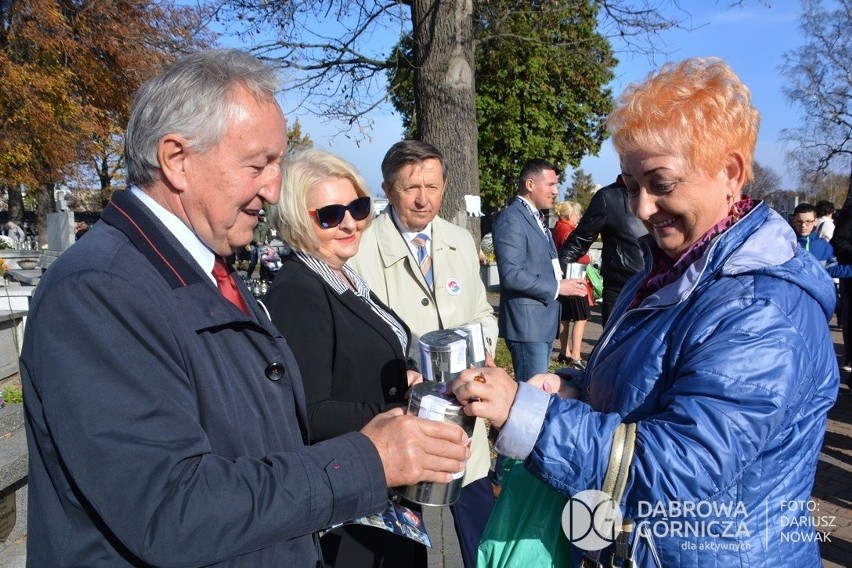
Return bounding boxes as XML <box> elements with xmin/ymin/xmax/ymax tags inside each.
<box><xmin>418</xmin><ymin>329</ymin><xmax>468</xmax><ymax>383</ymax></box>
<box><xmin>454</xmin><ymin>322</ymin><xmax>486</xmax><ymax>368</ymax></box>
<box><xmin>394</xmin><ymin>381</ymin><xmax>476</xmax><ymax>506</ymax></box>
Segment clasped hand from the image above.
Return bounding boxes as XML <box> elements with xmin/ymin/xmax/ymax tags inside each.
<box><xmin>361</xmin><ymin>408</ymin><xmax>470</xmax><ymax>488</ymax></box>
<box><xmin>448</xmin><ymin>369</ymin><xmax>581</xmax><ymax>430</ymax></box>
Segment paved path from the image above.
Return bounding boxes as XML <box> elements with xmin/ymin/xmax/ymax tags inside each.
<box><xmin>815</xmin><ymin>317</ymin><xmax>852</xmax><ymax>567</ymax></box>
<box><xmin>426</xmin><ymin>304</ymin><xmax>852</xmax><ymax>566</ymax></box>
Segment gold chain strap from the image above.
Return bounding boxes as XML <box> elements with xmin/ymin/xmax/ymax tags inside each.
<box><xmin>606</xmin><ymin>423</ymin><xmax>637</xmax><ymax>567</ymax></box>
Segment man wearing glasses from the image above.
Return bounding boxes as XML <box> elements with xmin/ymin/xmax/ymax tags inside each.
<box><xmin>351</xmin><ymin>139</ymin><xmax>497</xmax><ymax>567</ymax></box>
<box><xmin>791</xmin><ymin>202</ymin><xmax>835</xmax><ymax>262</ymax></box>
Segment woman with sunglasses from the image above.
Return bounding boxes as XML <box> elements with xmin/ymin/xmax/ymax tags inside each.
<box><xmin>264</xmin><ymin>149</ymin><xmax>426</xmax><ymax>568</ymax></box>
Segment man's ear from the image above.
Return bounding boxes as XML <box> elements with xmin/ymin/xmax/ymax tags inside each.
<box><xmin>157</xmin><ymin>134</ymin><xmax>190</xmax><ymax>191</ymax></box>
<box><xmin>381</xmin><ymin>181</ymin><xmax>392</xmax><ymax>200</ymax></box>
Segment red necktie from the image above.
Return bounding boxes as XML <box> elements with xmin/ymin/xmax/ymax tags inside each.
<box><xmin>212</xmin><ymin>256</ymin><xmax>249</xmax><ymax>315</ymax></box>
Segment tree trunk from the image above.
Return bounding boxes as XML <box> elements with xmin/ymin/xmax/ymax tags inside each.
<box><xmin>411</xmin><ymin>0</ymin><xmax>481</xmax><ymax>241</ymax></box>
<box><xmin>36</xmin><ymin>182</ymin><xmax>56</xmax><ymax>248</ymax></box>
<box><xmin>6</xmin><ymin>185</ymin><xmax>24</xmax><ymax>224</ymax></box>
<box><xmin>99</xmin><ymin>154</ymin><xmax>114</xmax><ymax>208</ymax></box>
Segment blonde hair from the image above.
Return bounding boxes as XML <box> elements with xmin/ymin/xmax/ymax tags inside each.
<box><xmin>553</xmin><ymin>200</ymin><xmax>582</xmax><ymax>220</ymax></box>
<box><xmin>270</xmin><ymin>149</ymin><xmax>372</xmax><ymax>253</ymax></box>
<box><xmin>607</xmin><ymin>57</ymin><xmax>760</xmax><ymax>183</ymax></box>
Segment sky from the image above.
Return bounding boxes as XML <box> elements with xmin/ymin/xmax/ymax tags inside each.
<box><xmin>253</xmin><ymin>2</ymin><xmax>809</xmax><ymax>196</ymax></box>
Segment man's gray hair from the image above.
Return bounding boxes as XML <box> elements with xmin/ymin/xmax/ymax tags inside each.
<box><xmin>125</xmin><ymin>49</ymin><xmax>280</xmax><ymax>188</ymax></box>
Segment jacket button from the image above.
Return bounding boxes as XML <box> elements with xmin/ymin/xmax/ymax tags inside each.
<box><xmin>388</xmin><ymin>387</ymin><xmax>398</xmax><ymax>397</ymax></box>
<box><xmin>421</xmin><ymin>298</ymin><xmax>429</xmax><ymax>306</ymax></box>
<box><xmin>265</xmin><ymin>362</ymin><xmax>285</xmax><ymax>381</ymax></box>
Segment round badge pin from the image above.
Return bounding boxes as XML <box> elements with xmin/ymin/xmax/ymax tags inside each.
<box><xmin>445</xmin><ymin>278</ymin><xmax>462</xmax><ymax>296</ymax></box>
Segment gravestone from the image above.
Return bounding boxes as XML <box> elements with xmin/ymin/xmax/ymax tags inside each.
<box><xmin>47</xmin><ymin>211</ymin><xmax>75</xmax><ymax>251</ymax></box>
<box><xmin>38</xmin><ymin>211</ymin><xmax>75</xmax><ymax>271</ymax></box>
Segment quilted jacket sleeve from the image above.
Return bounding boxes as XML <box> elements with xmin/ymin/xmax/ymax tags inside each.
<box><xmin>525</xmin><ymin>288</ymin><xmax>836</xmax><ymax>519</ymax></box>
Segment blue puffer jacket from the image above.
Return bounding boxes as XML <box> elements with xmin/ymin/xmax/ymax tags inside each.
<box><xmin>520</xmin><ymin>202</ymin><xmax>839</xmax><ymax>566</ymax></box>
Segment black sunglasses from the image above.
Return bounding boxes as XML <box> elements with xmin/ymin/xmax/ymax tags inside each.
<box><xmin>309</xmin><ymin>196</ymin><xmax>372</xmax><ymax>229</ymax></box>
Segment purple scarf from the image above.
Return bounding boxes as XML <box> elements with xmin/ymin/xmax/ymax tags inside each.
<box><xmin>629</xmin><ymin>196</ymin><xmax>756</xmax><ymax>309</ymax></box>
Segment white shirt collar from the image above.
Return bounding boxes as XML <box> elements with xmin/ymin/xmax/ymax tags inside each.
<box><xmin>130</xmin><ymin>187</ymin><xmax>217</xmax><ymax>282</ymax></box>
<box><xmin>516</xmin><ymin>194</ymin><xmax>539</xmax><ymax>214</ymax></box>
<box><xmin>390</xmin><ymin>207</ymin><xmax>433</xmax><ymax>253</ymax></box>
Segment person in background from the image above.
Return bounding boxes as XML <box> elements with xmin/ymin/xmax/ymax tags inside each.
<box><xmin>492</xmin><ymin>158</ymin><xmax>587</xmax><ymax>383</ymax></box>
<box><xmin>4</xmin><ymin>221</ymin><xmax>25</xmax><ymax>245</ymax></box>
<box><xmin>489</xmin><ymin>158</ymin><xmax>587</xmax><ymax>493</ymax></box>
<box><xmin>793</xmin><ymin>202</ymin><xmax>837</xmax><ymax>257</ymax></box>
<box><xmin>20</xmin><ymin>49</ymin><xmax>468</xmax><ymax>567</ymax></box>
<box><xmin>831</xmin><ymin>205</ymin><xmax>852</xmax><ymax>382</ymax></box>
<box><xmin>790</xmin><ymin>202</ymin><xmax>852</xmax><ymax>279</ymax></box>
<box><xmin>246</xmin><ymin>208</ymin><xmax>271</xmax><ymax>278</ymax></box>
<box><xmin>815</xmin><ymin>199</ymin><xmax>836</xmax><ymax>240</ymax></box>
<box><xmin>350</xmin><ymin>139</ymin><xmax>497</xmax><ymax>568</ymax></box>
<box><xmin>453</xmin><ymin>57</ymin><xmax>838</xmax><ymax>566</ymax></box>
<box><xmin>264</xmin><ymin>148</ymin><xmax>427</xmax><ymax>567</ymax></box>
<box><xmin>791</xmin><ymin>202</ymin><xmax>833</xmax><ymax>258</ymax></box>
<box><xmin>558</xmin><ymin>175</ymin><xmax>646</xmax><ymax>327</ymax></box>
<box><xmin>74</xmin><ymin>221</ymin><xmax>89</xmax><ymax>240</ymax></box>
<box><xmin>551</xmin><ymin>200</ymin><xmax>590</xmax><ymax>370</ymax></box>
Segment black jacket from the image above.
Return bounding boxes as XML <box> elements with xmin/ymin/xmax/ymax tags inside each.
<box><xmin>558</xmin><ymin>178</ymin><xmax>646</xmax><ymax>291</ymax></box>
<box><xmin>264</xmin><ymin>254</ymin><xmax>411</xmax><ymax>442</ymax></box>
<box><xmin>831</xmin><ymin>207</ymin><xmax>852</xmax><ymax>265</ymax></box>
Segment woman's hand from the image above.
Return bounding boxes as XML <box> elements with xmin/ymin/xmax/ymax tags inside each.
<box><xmin>406</xmin><ymin>370</ymin><xmax>424</xmax><ymax>387</ymax></box>
<box><xmin>449</xmin><ymin>367</ymin><xmax>518</xmax><ymax>429</ymax></box>
<box><xmin>528</xmin><ymin>373</ymin><xmax>580</xmax><ymax>400</ymax></box>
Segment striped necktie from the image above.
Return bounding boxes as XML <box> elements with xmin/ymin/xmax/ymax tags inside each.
<box><xmin>411</xmin><ymin>233</ymin><xmax>433</xmax><ymax>290</ymax></box>
<box><xmin>536</xmin><ymin>211</ymin><xmax>553</xmax><ymax>244</ymax></box>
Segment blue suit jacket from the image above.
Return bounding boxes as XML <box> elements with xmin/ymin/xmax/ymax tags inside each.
<box><xmin>493</xmin><ymin>197</ymin><xmax>560</xmax><ymax>342</ymax></box>
<box><xmin>21</xmin><ymin>189</ymin><xmax>388</xmax><ymax>566</ymax></box>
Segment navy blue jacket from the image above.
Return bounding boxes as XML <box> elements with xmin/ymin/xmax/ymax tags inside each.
<box><xmin>21</xmin><ymin>190</ymin><xmax>388</xmax><ymax>566</ymax></box>
<box><xmin>493</xmin><ymin>197</ymin><xmax>560</xmax><ymax>343</ymax></box>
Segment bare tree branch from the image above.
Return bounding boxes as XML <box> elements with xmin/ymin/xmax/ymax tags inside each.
<box><xmin>780</xmin><ymin>0</ymin><xmax>852</xmax><ymax>198</ymax></box>
<box><xmin>215</xmin><ymin>0</ymin><xmax>719</xmax><ymax>136</ymax></box>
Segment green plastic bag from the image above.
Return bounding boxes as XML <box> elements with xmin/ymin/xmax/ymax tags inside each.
<box><xmin>477</xmin><ymin>460</ymin><xmax>574</xmax><ymax>567</ymax></box>
<box><xmin>585</xmin><ymin>264</ymin><xmax>603</xmax><ymax>301</ymax></box>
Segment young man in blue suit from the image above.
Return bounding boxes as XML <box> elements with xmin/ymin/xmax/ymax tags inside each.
<box><xmin>493</xmin><ymin>158</ymin><xmax>587</xmax><ymax>382</ymax></box>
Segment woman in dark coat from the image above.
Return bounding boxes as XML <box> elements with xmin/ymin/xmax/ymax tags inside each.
<box><xmin>264</xmin><ymin>148</ymin><xmax>425</xmax><ymax>567</ymax></box>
